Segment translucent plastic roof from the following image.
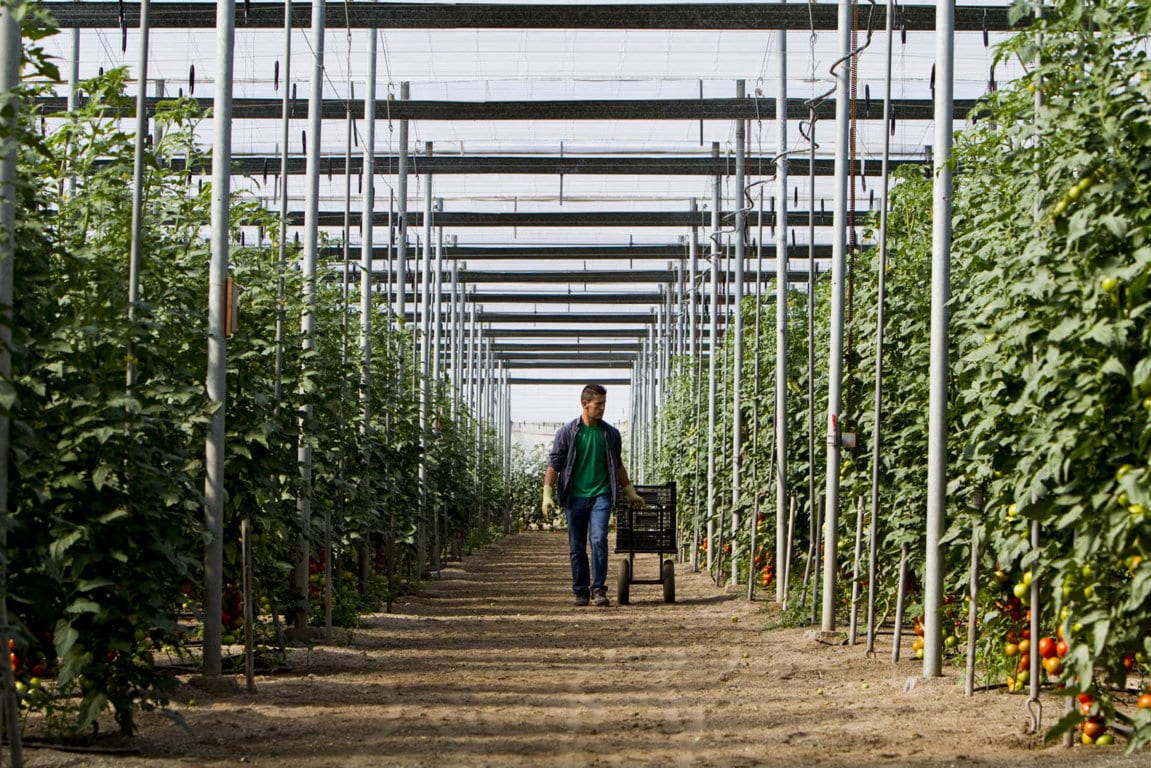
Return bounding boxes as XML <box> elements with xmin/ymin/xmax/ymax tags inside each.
<box><xmin>40</xmin><ymin>1</ymin><xmax>1025</xmax><ymax>424</ymax></box>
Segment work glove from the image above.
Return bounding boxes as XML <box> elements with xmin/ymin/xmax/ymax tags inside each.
<box><xmin>622</xmin><ymin>484</ymin><xmax>646</xmax><ymax>509</ymax></box>
<box><xmin>542</xmin><ymin>485</ymin><xmax>560</xmax><ymax>517</ymax></box>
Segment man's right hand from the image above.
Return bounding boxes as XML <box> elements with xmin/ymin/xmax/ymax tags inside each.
<box><xmin>542</xmin><ymin>485</ymin><xmax>560</xmax><ymax>517</ymax></box>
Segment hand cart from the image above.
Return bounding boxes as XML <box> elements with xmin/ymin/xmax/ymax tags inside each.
<box><xmin>614</xmin><ymin>482</ymin><xmax>676</xmax><ymax>604</ymax></box>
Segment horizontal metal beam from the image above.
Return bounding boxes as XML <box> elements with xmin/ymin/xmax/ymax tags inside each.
<box><xmin>510</xmin><ymin>378</ymin><xmax>632</xmax><ymax>386</ymax></box>
<box><xmin>176</xmin><ymin>154</ymin><xmax>922</xmax><ymax>177</ymax></box>
<box><xmin>497</xmin><ymin>350</ymin><xmax>637</xmax><ymax>360</ymax></box>
<box><xmin>502</xmin><ymin>360</ymin><xmax>635</xmax><ymax>369</ymax></box>
<box><xmin>406</xmin><ymin>311</ymin><xmax>657</xmax><ymax>324</ymax></box>
<box><xmin>37</xmin><ymin>95</ymin><xmax>978</xmax><ymax>122</ymax></box>
<box><xmin>335</xmin><ymin>243</ymin><xmax>838</xmax><ymax>261</ymax></box>
<box><xmin>454</xmin><ymin>269</ymin><xmax>822</xmax><ymax>284</ymax></box>
<box><xmin>485</xmin><ymin>328</ymin><xmax>649</xmax><ymax>338</ymax></box>
<box><xmin>398</xmin><ymin>290</ymin><xmax>666</xmax><ymax>304</ymax></box>
<box><xmin>466</xmin><ymin>292</ymin><xmax>665</xmax><ymax>304</ymax></box>
<box><xmin>46</xmin><ymin>3</ymin><xmax>1029</xmax><ymax>32</ymax></box>
<box><xmin>495</xmin><ymin>342</ymin><xmax>643</xmax><ymax>353</ymax></box>
<box><xmin>304</xmin><ymin>210</ymin><xmax>869</xmax><ymax>228</ymax></box>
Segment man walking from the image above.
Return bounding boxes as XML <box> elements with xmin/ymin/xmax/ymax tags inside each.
<box><xmin>542</xmin><ymin>384</ymin><xmax>644</xmax><ymax>606</ymax></box>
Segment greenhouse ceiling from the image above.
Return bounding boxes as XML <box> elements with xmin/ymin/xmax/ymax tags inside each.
<box><xmin>38</xmin><ymin>0</ymin><xmax>1027</xmax><ymax>423</ymax></box>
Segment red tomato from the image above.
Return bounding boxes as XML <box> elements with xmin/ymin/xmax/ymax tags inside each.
<box><xmin>1038</xmin><ymin>636</ymin><xmax>1057</xmax><ymax>659</ymax></box>
<box><xmin>1082</xmin><ymin>719</ymin><xmax>1106</xmax><ymax>741</ymax></box>
<box><xmin>1056</xmin><ymin>640</ymin><xmax>1069</xmax><ymax>658</ymax></box>
<box><xmin>1138</xmin><ymin>692</ymin><xmax>1151</xmax><ymax>709</ymax></box>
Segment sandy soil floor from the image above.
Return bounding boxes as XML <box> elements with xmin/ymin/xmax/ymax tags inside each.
<box><xmin>17</xmin><ymin>531</ymin><xmax>1150</xmax><ymax>767</ymax></box>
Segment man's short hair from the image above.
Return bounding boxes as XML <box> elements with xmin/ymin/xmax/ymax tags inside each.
<box><xmin>581</xmin><ymin>384</ymin><xmax>607</xmax><ymax>402</ymax></box>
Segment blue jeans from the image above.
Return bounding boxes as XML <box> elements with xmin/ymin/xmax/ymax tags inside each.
<box><xmin>565</xmin><ymin>494</ymin><xmax>612</xmax><ymax>596</ymax></box>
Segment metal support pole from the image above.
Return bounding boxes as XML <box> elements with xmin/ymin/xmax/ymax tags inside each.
<box><xmin>294</xmin><ymin>0</ymin><xmax>325</xmax><ymax>631</ymax></box>
<box><xmin>923</xmin><ymin>0</ymin><xmax>954</xmax><ymax>678</ymax></box>
<box><xmin>0</xmin><ymin>4</ymin><xmax>25</xmax><ymax>763</ymax></box>
<box><xmin>361</xmin><ymin>28</ymin><xmax>376</xmax><ymax>437</ymax></box>
<box><xmin>450</xmin><ymin>258</ymin><xmax>461</xmax><ymax>420</ymax></box>
<box><xmin>359</xmin><ymin>28</ymin><xmax>377</xmax><ymax>590</ymax></box>
<box><xmin>689</xmin><ymin>199</ymin><xmax>699</xmax><ymax>361</ymax></box>
<box><xmin>706</xmin><ymin>146</ymin><xmax>721</xmax><ymax>572</ymax></box>
<box><xmin>203</xmin><ymin>0</ymin><xmax>236</xmax><ymax>674</ymax></box>
<box><xmin>273</xmin><ymin>0</ymin><xmax>292</xmax><ymax>410</ymax></box>
<box><xmin>396</xmin><ymin>82</ymin><xmax>410</xmax><ymax>323</ymax></box>
<box><xmin>418</xmin><ymin>145</ymin><xmax>433</xmax><ymax>575</ymax></box>
<box><xmin>821</xmin><ymin>0</ymin><xmax>852</xmax><ymax>633</ymax></box>
<box><xmin>503</xmin><ymin>370</ymin><xmax>512</xmax><ymax>533</ymax></box>
<box><xmin>775</xmin><ymin>28</ymin><xmax>789</xmax><ymax>603</ymax></box>
<box><xmin>126</xmin><ymin>0</ymin><xmax>151</xmax><ymax>388</ymax></box>
<box><xmin>730</xmin><ymin>81</ymin><xmax>746</xmax><ymax>586</ymax></box>
<box><xmin>65</xmin><ymin>26</ymin><xmax>80</xmax><ymax>198</ymax></box>
<box><xmin>433</xmin><ymin>200</ymin><xmax>444</xmax><ymax>385</ymax></box>
<box><xmin>865</xmin><ymin>0</ymin><xmax>896</xmax><ymax>657</ymax></box>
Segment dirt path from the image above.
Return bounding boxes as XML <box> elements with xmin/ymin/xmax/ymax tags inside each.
<box><xmin>22</xmin><ymin>531</ymin><xmax>1148</xmax><ymax>767</ymax></box>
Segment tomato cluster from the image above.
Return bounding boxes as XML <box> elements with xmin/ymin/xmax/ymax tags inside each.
<box><xmin>1078</xmin><ymin>693</ymin><xmax>1115</xmax><ymax>746</ymax></box>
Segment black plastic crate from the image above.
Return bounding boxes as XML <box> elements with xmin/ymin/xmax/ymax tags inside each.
<box><xmin>614</xmin><ymin>482</ymin><xmax>676</xmax><ymax>554</ymax></box>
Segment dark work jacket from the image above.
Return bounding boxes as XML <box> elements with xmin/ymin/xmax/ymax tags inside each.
<box><xmin>548</xmin><ymin>417</ymin><xmax>623</xmax><ymax>508</ymax></box>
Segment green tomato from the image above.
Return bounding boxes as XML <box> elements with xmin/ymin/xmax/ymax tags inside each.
<box><xmin>1101</xmin><ymin>276</ymin><xmax>1119</xmax><ymax>292</ymax></box>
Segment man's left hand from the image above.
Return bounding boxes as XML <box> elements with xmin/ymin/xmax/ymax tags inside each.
<box><xmin>622</xmin><ymin>484</ymin><xmax>645</xmax><ymax>509</ymax></box>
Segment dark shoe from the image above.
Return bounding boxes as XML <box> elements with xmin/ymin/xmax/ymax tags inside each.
<box><xmin>574</xmin><ymin>593</ymin><xmax>590</xmax><ymax>607</ymax></box>
<box><xmin>593</xmin><ymin>589</ymin><xmax>610</xmax><ymax>607</ymax></box>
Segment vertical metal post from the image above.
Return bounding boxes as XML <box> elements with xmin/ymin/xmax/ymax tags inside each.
<box><xmin>0</xmin><ymin>4</ymin><xmax>24</xmax><ymax>763</ymax></box>
<box><xmin>503</xmin><ymin>370</ymin><xmax>512</xmax><ymax>533</ymax></box>
<box><xmin>807</xmin><ymin>109</ymin><xmax>818</xmax><ymax>621</ymax></box>
<box><xmin>294</xmin><ymin>0</ymin><xmax>325</xmax><ymax>631</ymax></box>
<box><xmin>689</xmin><ymin>198</ymin><xmax>698</xmax><ymax>361</ymax></box>
<box><xmin>866</xmin><ymin>0</ymin><xmax>896</xmax><ymax>657</ymax></box>
<box><xmin>923</xmin><ymin>0</ymin><xmax>954</xmax><ymax>678</ymax></box>
<box><xmin>359</xmin><ymin>27</ymin><xmax>377</xmax><ymax>589</ymax></box>
<box><xmin>273</xmin><ymin>0</ymin><xmax>292</xmax><ymax>410</ymax></box>
<box><xmin>127</xmin><ymin>0</ymin><xmax>151</xmax><ymax>388</ymax></box>
<box><xmin>65</xmin><ymin>26</ymin><xmax>80</xmax><ymax>198</ymax></box>
<box><xmin>418</xmin><ymin>145</ymin><xmax>433</xmax><ymax>575</ymax></box>
<box><xmin>433</xmin><ymin>200</ymin><xmax>444</xmax><ymax>385</ymax></box>
<box><xmin>822</xmin><ymin>0</ymin><xmax>852</xmax><ymax>633</ymax></box>
<box><xmin>706</xmin><ymin>145</ymin><xmax>721</xmax><ymax>572</ymax></box>
<box><xmin>448</xmin><ymin>257</ymin><xmax>458</xmax><ymax>421</ymax></box>
<box><xmin>396</xmin><ymin>82</ymin><xmax>410</xmax><ymax>323</ymax></box>
<box><xmin>203</xmin><ymin>0</ymin><xmax>236</xmax><ymax>674</ymax></box>
<box><xmin>730</xmin><ymin>81</ymin><xmax>746</xmax><ymax>586</ymax></box>
<box><xmin>775</xmin><ymin>27</ymin><xmax>789</xmax><ymax>603</ymax></box>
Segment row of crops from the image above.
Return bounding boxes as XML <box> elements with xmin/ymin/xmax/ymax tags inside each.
<box><xmin>1</xmin><ymin>5</ymin><xmax>528</xmax><ymax>741</ymax></box>
<box><xmin>653</xmin><ymin>0</ymin><xmax>1151</xmax><ymax>752</ymax></box>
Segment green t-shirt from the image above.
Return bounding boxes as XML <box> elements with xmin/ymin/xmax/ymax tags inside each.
<box><xmin>571</xmin><ymin>423</ymin><xmax>611</xmax><ymax>499</ymax></box>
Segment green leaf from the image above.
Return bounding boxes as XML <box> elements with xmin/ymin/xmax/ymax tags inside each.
<box><xmin>53</xmin><ymin>619</ymin><xmax>79</xmax><ymax>660</ymax></box>
<box><xmin>65</xmin><ymin>598</ymin><xmax>102</xmax><ymax>615</ymax></box>
<box><xmin>49</xmin><ymin>529</ymin><xmax>83</xmax><ymax>560</ymax></box>
<box><xmin>1126</xmin><ymin>567</ymin><xmax>1151</xmax><ymax>612</ymax></box>
<box><xmin>96</xmin><ymin>508</ymin><xmax>128</xmax><ymax>525</ymax></box>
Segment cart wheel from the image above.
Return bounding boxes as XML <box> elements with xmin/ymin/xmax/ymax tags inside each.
<box><xmin>617</xmin><ymin>559</ymin><xmax>631</xmax><ymax>605</ymax></box>
<box><xmin>661</xmin><ymin>559</ymin><xmax>675</xmax><ymax>603</ymax></box>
